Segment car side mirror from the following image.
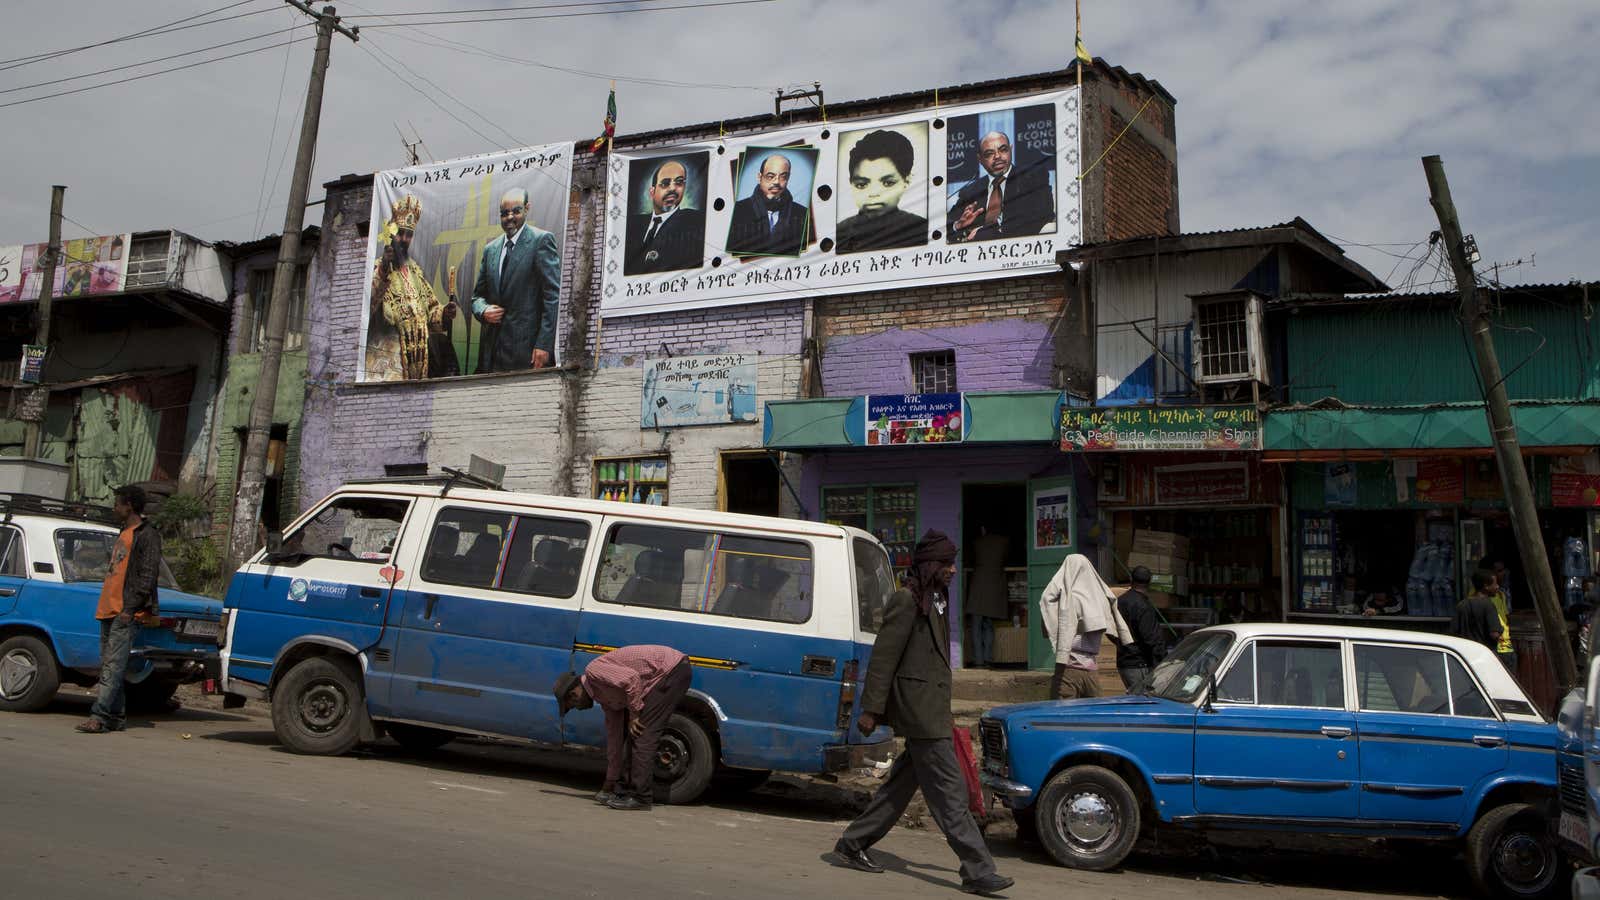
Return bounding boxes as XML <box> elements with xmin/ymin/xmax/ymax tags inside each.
<box><xmin>263</xmin><ymin>531</ymin><xmax>288</xmax><ymax>563</ymax></box>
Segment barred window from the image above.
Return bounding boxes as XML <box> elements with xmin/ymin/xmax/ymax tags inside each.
<box><xmin>911</xmin><ymin>350</ymin><xmax>956</xmax><ymax>394</ymax></box>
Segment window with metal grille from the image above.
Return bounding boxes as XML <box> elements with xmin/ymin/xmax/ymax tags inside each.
<box><xmin>246</xmin><ymin>265</ymin><xmax>308</xmax><ymax>353</ymax></box>
<box><xmin>1195</xmin><ymin>297</ymin><xmax>1250</xmax><ymax>380</ymax></box>
<box><xmin>124</xmin><ymin>235</ymin><xmax>171</xmax><ymax>288</ymax></box>
<box><xmin>911</xmin><ymin>350</ymin><xmax>956</xmax><ymax>394</ymax></box>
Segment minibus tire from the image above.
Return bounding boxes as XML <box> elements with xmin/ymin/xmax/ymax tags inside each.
<box><xmin>272</xmin><ymin>657</ymin><xmax>363</xmax><ymax>756</ymax></box>
<box><xmin>656</xmin><ymin>713</ymin><xmax>715</xmax><ymax>804</ymax></box>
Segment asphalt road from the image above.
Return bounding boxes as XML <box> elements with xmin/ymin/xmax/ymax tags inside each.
<box><xmin>1</xmin><ymin>689</ymin><xmax>1462</xmax><ymax>900</ymax></box>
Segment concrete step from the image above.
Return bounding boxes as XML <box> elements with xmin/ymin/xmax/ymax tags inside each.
<box><xmin>951</xmin><ymin>667</ymin><xmax>1052</xmax><ymax>704</ymax></box>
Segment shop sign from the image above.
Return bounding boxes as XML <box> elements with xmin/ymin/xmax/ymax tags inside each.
<box><xmin>19</xmin><ymin>344</ymin><xmax>45</xmax><ymax>383</ymax></box>
<box><xmin>640</xmin><ymin>353</ymin><xmax>758</xmax><ymax>428</ymax></box>
<box><xmin>865</xmin><ymin>393</ymin><xmax>963</xmax><ymax>446</ymax></box>
<box><xmin>1154</xmin><ymin>462</ymin><xmax>1250</xmax><ymax>505</ymax></box>
<box><xmin>1059</xmin><ymin>405</ymin><xmax>1261</xmax><ymax>452</ymax></box>
<box><xmin>1551</xmin><ymin>454</ymin><xmax>1600</xmax><ymax>507</ymax></box>
<box><xmin>1394</xmin><ymin>458</ymin><xmax>1464</xmax><ymax>504</ymax></box>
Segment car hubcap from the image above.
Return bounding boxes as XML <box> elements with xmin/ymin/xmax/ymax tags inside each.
<box><xmin>299</xmin><ymin>680</ymin><xmax>348</xmax><ymax>733</ymax></box>
<box><xmin>1494</xmin><ymin>829</ymin><xmax>1553</xmax><ymax>891</ymax></box>
<box><xmin>655</xmin><ymin>730</ymin><xmax>689</xmax><ymax>781</ymax></box>
<box><xmin>1058</xmin><ymin>789</ymin><xmax>1116</xmax><ymax>847</ymax></box>
<box><xmin>0</xmin><ymin>648</ymin><xmax>38</xmax><ymax>700</ymax></box>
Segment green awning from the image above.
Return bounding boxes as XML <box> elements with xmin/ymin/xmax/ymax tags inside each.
<box><xmin>1266</xmin><ymin>402</ymin><xmax>1600</xmax><ymax>452</ymax></box>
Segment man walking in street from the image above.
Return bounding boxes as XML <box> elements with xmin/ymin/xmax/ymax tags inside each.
<box><xmin>76</xmin><ymin>485</ymin><xmax>162</xmax><ymax>734</ymax></box>
<box><xmin>1039</xmin><ymin>553</ymin><xmax>1134</xmax><ymax>699</ymax></box>
<box><xmin>827</xmin><ymin>531</ymin><xmax>1013</xmax><ymax>897</ymax></box>
<box><xmin>1451</xmin><ymin>571</ymin><xmax>1504</xmax><ymax>658</ymax></box>
<box><xmin>1115</xmin><ymin>567</ymin><xmax>1168</xmax><ymax>692</ymax></box>
<box><xmin>554</xmin><ymin>644</ymin><xmax>691</xmax><ymax>811</ymax></box>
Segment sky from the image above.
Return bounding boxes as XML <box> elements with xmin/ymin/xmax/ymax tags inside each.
<box><xmin>0</xmin><ymin>0</ymin><xmax>1594</xmax><ymax>289</ymax></box>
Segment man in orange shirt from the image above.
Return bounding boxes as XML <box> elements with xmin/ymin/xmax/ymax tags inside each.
<box><xmin>77</xmin><ymin>485</ymin><xmax>163</xmax><ymax>734</ymax></box>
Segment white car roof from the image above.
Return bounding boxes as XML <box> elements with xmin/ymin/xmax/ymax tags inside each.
<box><xmin>1200</xmin><ymin>622</ymin><xmax>1541</xmax><ymax>721</ymax></box>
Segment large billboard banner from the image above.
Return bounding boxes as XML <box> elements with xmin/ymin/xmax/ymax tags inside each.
<box><xmin>0</xmin><ymin>234</ymin><xmax>131</xmax><ymax>304</ymax></box>
<box><xmin>361</xmin><ymin>144</ymin><xmax>573</xmax><ymax>382</ymax></box>
<box><xmin>601</xmin><ymin>87</ymin><xmax>1081</xmax><ymax>317</ymax></box>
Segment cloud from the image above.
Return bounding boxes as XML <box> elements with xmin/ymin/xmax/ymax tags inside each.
<box><xmin>0</xmin><ymin>0</ymin><xmax>1592</xmax><ymax>285</ymax></box>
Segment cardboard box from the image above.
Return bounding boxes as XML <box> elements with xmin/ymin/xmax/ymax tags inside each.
<box><xmin>1133</xmin><ymin>529</ymin><xmax>1190</xmax><ymax>557</ymax></box>
<box><xmin>1095</xmin><ymin>641</ymin><xmax>1124</xmax><ymax>696</ymax></box>
<box><xmin>1149</xmin><ymin>573</ymin><xmax>1188</xmax><ymax>596</ymax></box>
<box><xmin>1127</xmin><ymin>550</ymin><xmax>1186</xmax><ymax>575</ymax></box>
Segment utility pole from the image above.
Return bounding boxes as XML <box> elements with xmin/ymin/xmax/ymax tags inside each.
<box><xmin>21</xmin><ymin>185</ymin><xmax>65</xmax><ymax>459</ymax></box>
<box><xmin>227</xmin><ymin>3</ymin><xmax>357</xmax><ymax>571</ymax></box>
<box><xmin>1422</xmin><ymin>154</ymin><xmax>1576</xmax><ymax>690</ymax></box>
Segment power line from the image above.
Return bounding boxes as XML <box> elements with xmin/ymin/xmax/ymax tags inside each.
<box><xmin>0</xmin><ymin>25</ymin><xmax>298</xmax><ymax>96</ymax></box>
<box><xmin>361</xmin><ymin>32</ymin><xmax>525</xmax><ymax>148</ymax></box>
<box><xmin>348</xmin><ymin>0</ymin><xmax>676</xmax><ymax>18</ymax></box>
<box><xmin>355</xmin><ymin>0</ymin><xmax>776</xmax><ymax>29</ymax></box>
<box><xmin>0</xmin><ymin>38</ymin><xmax>299</xmax><ymax>110</ymax></box>
<box><xmin>354</xmin><ymin>39</ymin><xmax>511</xmax><ymax>154</ymax></box>
<box><xmin>254</xmin><ymin>14</ymin><xmax>307</xmax><ymax>237</ymax></box>
<box><xmin>0</xmin><ymin>0</ymin><xmax>274</xmax><ymax>72</ymax></box>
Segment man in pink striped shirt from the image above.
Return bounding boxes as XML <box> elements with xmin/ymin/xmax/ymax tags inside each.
<box><xmin>555</xmin><ymin>645</ymin><xmax>691</xmax><ymax>811</ymax></box>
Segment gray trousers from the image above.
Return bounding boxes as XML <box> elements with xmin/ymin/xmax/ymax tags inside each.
<box><xmin>839</xmin><ymin>737</ymin><xmax>996</xmax><ymax>882</ymax></box>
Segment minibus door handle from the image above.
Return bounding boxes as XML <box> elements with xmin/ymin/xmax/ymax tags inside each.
<box><xmin>423</xmin><ymin>594</ymin><xmax>439</xmax><ymax>620</ymax></box>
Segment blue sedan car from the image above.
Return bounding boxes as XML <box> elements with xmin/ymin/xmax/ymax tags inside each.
<box><xmin>980</xmin><ymin>623</ymin><xmax>1564</xmax><ymax>899</ymax></box>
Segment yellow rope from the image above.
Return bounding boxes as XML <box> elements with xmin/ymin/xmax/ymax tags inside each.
<box><xmin>1077</xmin><ymin>92</ymin><xmax>1156</xmax><ymax>181</ymax></box>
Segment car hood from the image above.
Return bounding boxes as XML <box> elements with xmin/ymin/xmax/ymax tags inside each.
<box><xmin>53</xmin><ymin>581</ymin><xmax>222</xmax><ymax>618</ymax></box>
<box><xmin>983</xmin><ymin>693</ymin><xmax>1195</xmax><ymax>723</ymax></box>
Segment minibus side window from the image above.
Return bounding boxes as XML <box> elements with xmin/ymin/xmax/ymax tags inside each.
<box><xmin>423</xmin><ymin>506</ymin><xmax>590</xmax><ymax>598</ymax></box>
<box><xmin>282</xmin><ymin>497</ymin><xmax>409</xmax><ymax>563</ymax></box>
<box><xmin>853</xmin><ymin>538</ymin><xmax>894</xmax><ymax>635</ymax></box>
<box><xmin>595</xmin><ymin>523</ymin><xmax>814</xmax><ymax>624</ymax></box>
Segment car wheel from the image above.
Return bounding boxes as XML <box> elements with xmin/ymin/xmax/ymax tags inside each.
<box><xmin>271</xmin><ymin>657</ymin><xmax>364</xmax><ymax>756</ymax></box>
<box><xmin>125</xmin><ymin>679</ymin><xmax>180</xmax><ymax>714</ymax></box>
<box><xmin>0</xmin><ymin>634</ymin><xmax>61</xmax><ymax>713</ymax></box>
<box><xmin>387</xmin><ymin>722</ymin><xmax>455</xmax><ymax>753</ymax></box>
<box><xmin>654</xmin><ymin>713</ymin><xmax>715</xmax><ymax>804</ymax></box>
<box><xmin>1035</xmin><ymin>764</ymin><xmax>1141</xmax><ymax>871</ymax></box>
<box><xmin>1466</xmin><ymin>802</ymin><xmax>1564</xmax><ymax>899</ymax></box>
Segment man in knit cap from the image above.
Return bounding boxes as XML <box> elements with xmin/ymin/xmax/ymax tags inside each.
<box><xmin>828</xmin><ymin>530</ymin><xmax>1013</xmax><ymax>897</ymax></box>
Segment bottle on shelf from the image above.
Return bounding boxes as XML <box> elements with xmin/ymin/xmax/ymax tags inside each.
<box><xmin>632</xmin><ymin>486</ymin><xmax>643</xmax><ymax>503</ymax></box>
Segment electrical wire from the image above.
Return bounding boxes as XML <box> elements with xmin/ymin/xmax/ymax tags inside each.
<box><xmin>348</xmin><ymin>0</ymin><xmax>678</xmax><ymax>18</ymax></box>
<box><xmin>0</xmin><ymin>0</ymin><xmax>274</xmax><ymax>72</ymax></box>
<box><xmin>354</xmin><ymin>0</ymin><xmax>776</xmax><ymax>29</ymax></box>
<box><xmin>360</xmin><ymin>33</ymin><xmax>525</xmax><ymax>149</ymax></box>
<box><xmin>354</xmin><ymin>39</ymin><xmax>515</xmax><ymax>153</ymax></box>
<box><xmin>253</xmin><ymin>14</ymin><xmax>307</xmax><ymax>238</ymax></box>
<box><xmin>0</xmin><ymin>25</ymin><xmax>299</xmax><ymax>96</ymax></box>
<box><xmin>0</xmin><ymin>38</ymin><xmax>299</xmax><ymax>110</ymax></box>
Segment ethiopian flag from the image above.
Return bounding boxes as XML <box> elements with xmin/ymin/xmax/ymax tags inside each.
<box><xmin>591</xmin><ymin>87</ymin><xmax>616</xmax><ymax>155</ymax></box>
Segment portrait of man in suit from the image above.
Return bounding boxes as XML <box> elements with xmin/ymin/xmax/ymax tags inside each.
<box><xmin>946</xmin><ymin>127</ymin><xmax>1056</xmax><ymax>244</ymax></box>
<box><xmin>471</xmin><ymin>187</ymin><xmax>561</xmax><ymax>372</ymax></box>
<box><xmin>623</xmin><ymin>154</ymin><xmax>707</xmax><ymax>276</ymax></box>
<box><xmin>726</xmin><ymin>148</ymin><xmax>815</xmax><ymax>258</ymax></box>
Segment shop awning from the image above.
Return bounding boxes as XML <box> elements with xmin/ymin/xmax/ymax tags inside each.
<box><xmin>764</xmin><ymin>390</ymin><xmax>1063</xmax><ymax>450</ymax></box>
<box><xmin>1265</xmin><ymin>402</ymin><xmax>1600</xmax><ymax>457</ymax></box>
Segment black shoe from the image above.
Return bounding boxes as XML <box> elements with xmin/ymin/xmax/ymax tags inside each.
<box><xmin>830</xmin><ymin>841</ymin><xmax>884</xmax><ymax>874</ymax></box>
<box><xmin>606</xmin><ymin>794</ymin><xmax>652</xmax><ymax>811</ymax></box>
<box><xmin>961</xmin><ymin>873</ymin><xmax>1014</xmax><ymax>896</ymax></box>
<box><xmin>593</xmin><ymin>790</ymin><xmax>614</xmax><ymax>806</ymax></box>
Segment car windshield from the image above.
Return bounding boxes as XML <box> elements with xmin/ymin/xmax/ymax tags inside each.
<box><xmin>54</xmin><ymin>528</ymin><xmax>179</xmax><ymax>590</ymax></box>
<box><xmin>1149</xmin><ymin>630</ymin><xmax>1235</xmax><ymax>703</ymax></box>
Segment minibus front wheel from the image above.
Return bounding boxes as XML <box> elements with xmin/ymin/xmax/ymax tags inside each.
<box><xmin>272</xmin><ymin>656</ymin><xmax>363</xmax><ymax>756</ymax></box>
<box><xmin>655</xmin><ymin>712</ymin><xmax>714</xmax><ymax>804</ymax></box>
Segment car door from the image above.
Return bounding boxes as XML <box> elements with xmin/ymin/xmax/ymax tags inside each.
<box><xmin>1353</xmin><ymin>642</ymin><xmax>1506</xmax><ymax>827</ymax></box>
<box><xmin>0</xmin><ymin>526</ymin><xmax>25</xmax><ymax>616</ymax></box>
<box><xmin>1194</xmin><ymin>638</ymin><xmax>1361</xmax><ymax>820</ymax></box>
<box><xmin>383</xmin><ymin>504</ymin><xmax>594</xmax><ymax>743</ymax></box>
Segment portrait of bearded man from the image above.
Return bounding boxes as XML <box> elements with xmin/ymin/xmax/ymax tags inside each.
<box><xmin>366</xmin><ymin>194</ymin><xmax>455</xmax><ymax>381</ymax></box>
<box><xmin>726</xmin><ymin>150</ymin><xmax>813</xmax><ymax>258</ymax></box>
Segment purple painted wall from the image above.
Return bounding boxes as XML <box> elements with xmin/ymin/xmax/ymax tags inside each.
<box><xmin>820</xmin><ymin>318</ymin><xmax>1057</xmax><ymax>397</ymax></box>
<box><xmin>801</xmin><ymin>445</ymin><xmax>1072</xmax><ymax>667</ymax></box>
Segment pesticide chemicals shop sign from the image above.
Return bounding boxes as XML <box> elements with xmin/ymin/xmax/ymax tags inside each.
<box><xmin>1060</xmin><ymin>405</ymin><xmax>1261</xmax><ymax>452</ymax></box>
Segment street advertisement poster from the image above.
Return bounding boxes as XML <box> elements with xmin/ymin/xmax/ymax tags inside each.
<box><xmin>1154</xmin><ymin>462</ymin><xmax>1251</xmax><ymax>505</ymax></box>
<box><xmin>601</xmin><ymin>87</ymin><xmax>1081</xmax><ymax>317</ymax></box>
<box><xmin>0</xmin><ymin>234</ymin><xmax>130</xmax><ymax>304</ymax></box>
<box><xmin>361</xmin><ymin>144</ymin><xmax>573</xmax><ymax>382</ymax></box>
<box><xmin>1324</xmin><ymin>462</ymin><xmax>1357</xmax><ymax>507</ymax></box>
<box><xmin>1033</xmin><ymin>488</ymin><xmax>1073</xmax><ymax>549</ymax></box>
<box><xmin>640</xmin><ymin>353</ymin><xmax>758</xmax><ymax>428</ymax></box>
<box><xmin>19</xmin><ymin>344</ymin><xmax>45</xmax><ymax>383</ymax></box>
<box><xmin>1551</xmin><ymin>453</ymin><xmax>1600</xmax><ymax>507</ymax></box>
<box><xmin>1059</xmin><ymin>405</ymin><xmax>1261</xmax><ymax>452</ymax></box>
<box><xmin>1408</xmin><ymin>458</ymin><xmax>1464</xmax><ymax>504</ymax></box>
<box><xmin>865</xmin><ymin>393</ymin><xmax>963</xmax><ymax>445</ymax></box>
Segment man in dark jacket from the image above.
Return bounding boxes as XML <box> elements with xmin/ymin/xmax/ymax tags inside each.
<box><xmin>1116</xmin><ymin>566</ymin><xmax>1168</xmax><ymax>692</ymax></box>
<box><xmin>1451</xmin><ymin>570</ymin><xmax>1504</xmax><ymax>654</ymax></box>
<box><xmin>828</xmin><ymin>530</ymin><xmax>1013</xmax><ymax>897</ymax></box>
<box><xmin>77</xmin><ymin>484</ymin><xmax>162</xmax><ymax>734</ymax></box>
<box><xmin>726</xmin><ymin>152</ymin><xmax>810</xmax><ymax>257</ymax></box>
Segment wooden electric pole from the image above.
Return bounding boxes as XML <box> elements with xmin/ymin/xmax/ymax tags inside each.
<box><xmin>227</xmin><ymin>3</ymin><xmax>357</xmax><ymax>571</ymax></box>
<box><xmin>1422</xmin><ymin>154</ymin><xmax>1576</xmax><ymax>690</ymax></box>
<box><xmin>21</xmin><ymin>185</ymin><xmax>65</xmax><ymax>459</ymax></box>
